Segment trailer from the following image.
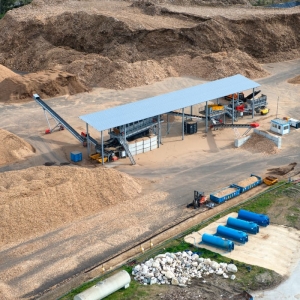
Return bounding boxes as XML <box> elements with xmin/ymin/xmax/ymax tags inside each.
<box><xmin>232</xmin><ymin>174</ymin><xmax>262</xmax><ymax>193</ymax></box>
<box><xmin>210</xmin><ymin>185</ymin><xmax>240</xmax><ymax>204</ymax></box>
<box><xmin>289</xmin><ymin>118</ymin><xmax>300</xmax><ymax>129</ymax></box>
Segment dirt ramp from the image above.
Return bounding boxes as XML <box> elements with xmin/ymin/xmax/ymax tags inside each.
<box><xmin>0</xmin><ymin>166</ymin><xmax>142</xmax><ymax>246</ymax></box>
<box><xmin>0</xmin><ymin>69</ymin><xmax>89</xmax><ymax>103</ymax></box>
<box><xmin>0</xmin><ymin>128</ymin><xmax>35</xmax><ymax>165</ymax></box>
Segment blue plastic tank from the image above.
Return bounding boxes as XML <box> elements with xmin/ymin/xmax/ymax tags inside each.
<box><xmin>238</xmin><ymin>209</ymin><xmax>270</xmax><ymax>227</ymax></box>
<box><xmin>227</xmin><ymin>217</ymin><xmax>259</xmax><ymax>234</ymax></box>
<box><xmin>216</xmin><ymin>225</ymin><xmax>248</xmax><ymax>244</ymax></box>
<box><xmin>201</xmin><ymin>233</ymin><xmax>234</xmax><ymax>251</ymax></box>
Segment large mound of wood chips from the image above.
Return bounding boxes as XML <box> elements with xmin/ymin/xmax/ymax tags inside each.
<box><xmin>0</xmin><ymin>166</ymin><xmax>142</xmax><ymax>246</ymax></box>
<box><xmin>0</xmin><ymin>128</ymin><xmax>35</xmax><ymax>165</ymax></box>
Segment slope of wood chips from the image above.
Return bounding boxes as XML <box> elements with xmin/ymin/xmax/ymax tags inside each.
<box><xmin>288</xmin><ymin>75</ymin><xmax>300</xmax><ymax>84</ymax></box>
<box><xmin>0</xmin><ymin>166</ymin><xmax>142</xmax><ymax>246</ymax></box>
<box><xmin>240</xmin><ymin>133</ymin><xmax>279</xmax><ymax>155</ymax></box>
<box><xmin>0</xmin><ymin>128</ymin><xmax>35</xmax><ymax>165</ymax></box>
<box><xmin>0</xmin><ymin>64</ymin><xmax>19</xmax><ymax>82</ymax></box>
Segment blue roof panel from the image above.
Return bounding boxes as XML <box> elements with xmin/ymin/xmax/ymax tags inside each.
<box><xmin>80</xmin><ymin>74</ymin><xmax>260</xmax><ymax>132</ymax></box>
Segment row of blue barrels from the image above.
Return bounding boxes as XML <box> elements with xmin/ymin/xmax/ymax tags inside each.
<box><xmin>238</xmin><ymin>209</ymin><xmax>270</xmax><ymax>227</ymax></box>
<box><xmin>202</xmin><ymin>233</ymin><xmax>235</xmax><ymax>252</ymax></box>
<box><xmin>201</xmin><ymin>210</ymin><xmax>269</xmax><ymax>251</ymax></box>
<box><xmin>209</xmin><ymin>174</ymin><xmax>262</xmax><ymax>204</ymax></box>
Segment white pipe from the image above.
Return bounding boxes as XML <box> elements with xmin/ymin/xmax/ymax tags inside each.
<box><xmin>74</xmin><ymin>270</ymin><xmax>131</xmax><ymax>300</ymax></box>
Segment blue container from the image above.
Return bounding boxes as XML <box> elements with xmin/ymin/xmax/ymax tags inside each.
<box><xmin>210</xmin><ymin>185</ymin><xmax>240</xmax><ymax>204</ymax></box>
<box><xmin>70</xmin><ymin>151</ymin><xmax>82</xmax><ymax>162</ymax></box>
<box><xmin>216</xmin><ymin>225</ymin><xmax>248</xmax><ymax>244</ymax></box>
<box><xmin>232</xmin><ymin>174</ymin><xmax>262</xmax><ymax>193</ymax></box>
<box><xmin>238</xmin><ymin>209</ymin><xmax>270</xmax><ymax>227</ymax></box>
<box><xmin>201</xmin><ymin>233</ymin><xmax>234</xmax><ymax>251</ymax></box>
<box><xmin>227</xmin><ymin>217</ymin><xmax>259</xmax><ymax>234</ymax></box>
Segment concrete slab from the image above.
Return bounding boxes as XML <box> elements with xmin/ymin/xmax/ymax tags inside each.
<box><xmin>184</xmin><ymin>213</ymin><xmax>300</xmax><ymax>276</ymax></box>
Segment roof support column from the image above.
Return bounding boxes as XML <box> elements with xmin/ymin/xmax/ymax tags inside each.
<box><xmin>167</xmin><ymin>114</ymin><xmax>169</xmax><ymax>135</ymax></box>
<box><xmin>86</xmin><ymin>123</ymin><xmax>90</xmax><ymax>157</ymax></box>
<box><xmin>182</xmin><ymin>108</ymin><xmax>185</xmax><ymax>140</ymax></box>
<box><xmin>232</xmin><ymin>94</ymin><xmax>234</xmax><ymax>125</ymax></box>
<box><xmin>158</xmin><ymin>115</ymin><xmax>161</xmax><ymax>148</ymax></box>
<box><xmin>205</xmin><ymin>101</ymin><xmax>208</xmax><ymax>133</ymax></box>
<box><xmin>190</xmin><ymin>105</ymin><xmax>193</xmax><ymax>116</ymax></box>
<box><xmin>252</xmin><ymin>88</ymin><xmax>255</xmax><ymax>119</ymax></box>
<box><xmin>101</xmin><ymin>130</ymin><xmax>104</xmax><ymax>165</ymax></box>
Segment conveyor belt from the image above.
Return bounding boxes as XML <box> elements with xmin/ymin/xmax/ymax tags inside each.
<box><xmin>33</xmin><ymin>94</ymin><xmax>98</xmax><ymax>146</ymax></box>
<box><xmin>211</xmin><ymin>122</ymin><xmax>259</xmax><ymax>129</ymax></box>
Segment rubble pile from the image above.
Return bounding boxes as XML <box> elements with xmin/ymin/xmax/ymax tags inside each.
<box><xmin>132</xmin><ymin>251</ymin><xmax>238</xmax><ymax>286</ymax></box>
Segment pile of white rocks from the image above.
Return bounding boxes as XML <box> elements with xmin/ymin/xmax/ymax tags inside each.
<box><xmin>132</xmin><ymin>251</ymin><xmax>238</xmax><ymax>286</ymax></box>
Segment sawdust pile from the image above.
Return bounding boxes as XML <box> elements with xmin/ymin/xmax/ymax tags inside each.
<box><xmin>0</xmin><ymin>128</ymin><xmax>35</xmax><ymax>165</ymax></box>
<box><xmin>288</xmin><ymin>75</ymin><xmax>300</xmax><ymax>84</ymax></box>
<box><xmin>267</xmin><ymin>162</ymin><xmax>297</xmax><ymax>176</ymax></box>
<box><xmin>240</xmin><ymin>133</ymin><xmax>279</xmax><ymax>155</ymax></box>
<box><xmin>0</xmin><ymin>64</ymin><xmax>19</xmax><ymax>82</ymax></box>
<box><xmin>236</xmin><ymin>176</ymin><xmax>258</xmax><ymax>187</ymax></box>
<box><xmin>2</xmin><ymin>1</ymin><xmax>299</xmax><ymax>93</ymax></box>
<box><xmin>214</xmin><ymin>187</ymin><xmax>236</xmax><ymax>197</ymax></box>
<box><xmin>0</xmin><ymin>67</ymin><xmax>89</xmax><ymax>103</ymax></box>
<box><xmin>0</xmin><ymin>166</ymin><xmax>142</xmax><ymax>246</ymax></box>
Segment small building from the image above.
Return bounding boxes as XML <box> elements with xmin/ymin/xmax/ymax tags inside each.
<box><xmin>270</xmin><ymin>118</ymin><xmax>290</xmax><ymax>135</ymax></box>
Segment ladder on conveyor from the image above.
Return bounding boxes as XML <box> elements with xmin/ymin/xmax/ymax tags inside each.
<box><xmin>118</xmin><ymin>136</ymin><xmax>136</xmax><ymax>165</ymax></box>
<box><xmin>33</xmin><ymin>94</ymin><xmax>98</xmax><ymax>146</ymax></box>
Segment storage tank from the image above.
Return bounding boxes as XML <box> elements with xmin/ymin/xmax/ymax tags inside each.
<box><xmin>238</xmin><ymin>209</ymin><xmax>270</xmax><ymax>227</ymax></box>
<box><xmin>202</xmin><ymin>233</ymin><xmax>234</xmax><ymax>251</ymax></box>
<box><xmin>227</xmin><ymin>217</ymin><xmax>259</xmax><ymax>234</ymax></box>
<box><xmin>74</xmin><ymin>270</ymin><xmax>131</xmax><ymax>300</ymax></box>
<box><xmin>216</xmin><ymin>225</ymin><xmax>248</xmax><ymax>244</ymax></box>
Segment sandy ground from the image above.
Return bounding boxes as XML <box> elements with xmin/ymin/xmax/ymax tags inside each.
<box><xmin>184</xmin><ymin>212</ymin><xmax>300</xmax><ymax>276</ymax></box>
<box><xmin>0</xmin><ymin>60</ymin><xmax>300</xmax><ymax>299</ymax></box>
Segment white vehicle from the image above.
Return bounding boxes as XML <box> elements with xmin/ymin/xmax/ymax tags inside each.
<box><xmin>289</xmin><ymin>118</ymin><xmax>300</xmax><ymax>129</ymax></box>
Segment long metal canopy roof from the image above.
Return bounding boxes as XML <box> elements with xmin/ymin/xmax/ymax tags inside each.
<box><xmin>80</xmin><ymin>74</ymin><xmax>260</xmax><ymax>132</ymax></box>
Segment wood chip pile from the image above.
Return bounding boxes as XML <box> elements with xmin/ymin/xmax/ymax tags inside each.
<box><xmin>236</xmin><ymin>176</ymin><xmax>258</xmax><ymax>187</ymax></box>
<box><xmin>4</xmin><ymin>0</ymin><xmax>299</xmax><ymax>96</ymax></box>
<box><xmin>214</xmin><ymin>187</ymin><xmax>236</xmax><ymax>197</ymax></box>
<box><xmin>0</xmin><ymin>128</ymin><xmax>35</xmax><ymax>165</ymax></box>
<box><xmin>240</xmin><ymin>133</ymin><xmax>279</xmax><ymax>155</ymax></box>
<box><xmin>0</xmin><ymin>166</ymin><xmax>142</xmax><ymax>246</ymax></box>
<box><xmin>288</xmin><ymin>75</ymin><xmax>300</xmax><ymax>84</ymax></box>
<box><xmin>0</xmin><ymin>64</ymin><xmax>19</xmax><ymax>82</ymax></box>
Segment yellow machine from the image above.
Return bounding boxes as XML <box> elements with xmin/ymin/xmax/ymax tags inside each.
<box><xmin>208</xmin><ymin>104</ymin><xmax>224</xmax><ymax>111</ymax></box>
<box><xmin>90</xmin><ymin>153</ymin><xmax>108</xmax><ymax>163</ymax></box>
<box><xmin>260</xmin><ymin>107</ymin><xmax>269</xmax><ymax>115</ymax></box>
<box><xmin>263</xmin><ymin>176</ymin><xmax>278</xmax><ymax>186</ymax></box>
